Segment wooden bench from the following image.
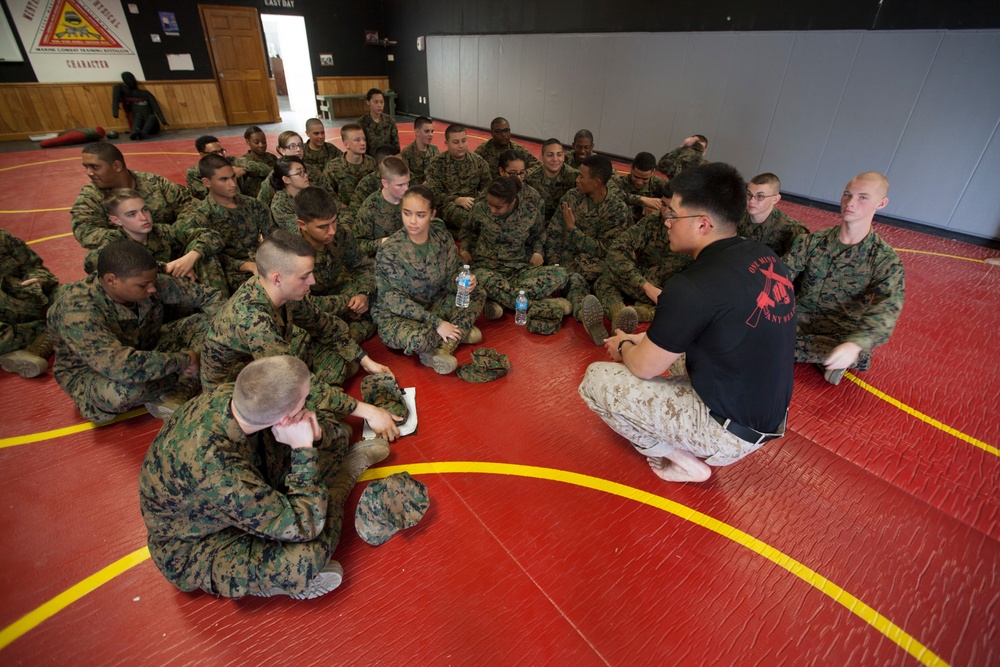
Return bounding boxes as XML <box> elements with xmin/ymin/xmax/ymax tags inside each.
<box><xmin>316</xmin><ymin>90</ymin><xmax>397</xmax><ymax>121</ymax></box>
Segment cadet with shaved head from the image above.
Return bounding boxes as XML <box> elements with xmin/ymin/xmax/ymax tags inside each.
<box><xmin>738</xmin><ymin>173</ymin><xmax>809</xmax><ymax>257</ymax></box>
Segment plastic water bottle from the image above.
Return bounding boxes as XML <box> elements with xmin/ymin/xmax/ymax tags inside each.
<box><xmin>515</xmin><ymin>291</ymin><xmax>528</xmax><ymax>325</ymax></box>
<box><xmin>456</xmin><ymin>265</ymin><xmax>472</xmax><ymax>308</ymax></box>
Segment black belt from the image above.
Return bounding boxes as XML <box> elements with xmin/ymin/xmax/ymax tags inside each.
<box><xmin>709</xmin><ymin>410</ymin><xmax>786</xmax><ymax>446</ymax></box>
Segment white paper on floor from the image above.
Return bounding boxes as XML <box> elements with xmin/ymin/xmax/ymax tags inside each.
<box><xmin>362</xmin><ymin>387</ymin><xmax>416</xmax><ymax>439</ymax></box>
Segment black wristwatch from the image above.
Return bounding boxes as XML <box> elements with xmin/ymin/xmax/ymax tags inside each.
<box><xmin>618</xmin><ymin>339</ymin><xmax>636</xmax><ymax>356</ymax></box>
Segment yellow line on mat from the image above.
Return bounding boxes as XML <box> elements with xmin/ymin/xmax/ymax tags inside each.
<box><xmin>0</xmin><ymin>208</ymin><xmax>71</xmax><ymax>215</ymax></box>
<box><xmin>0</xmin><ymin>408</ymin><xmax>147</xmax><ymax>450</ymax></box>
<box><xmin>25</xmin><ymin>232</ymin><xmax>73</xmax><ymax>244</ymax></box>
<box><xmin>894</xmin><ymin>248</ymin><xmax>988</xmax><ymax>263</ymax></box>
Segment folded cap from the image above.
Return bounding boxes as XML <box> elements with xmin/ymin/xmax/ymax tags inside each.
<box><xmin>361</xmin><ymin>372</ymin><xmax>408</xmax><ymax>420</ymax></box>
<box><xmin>457</xmin><ymin>347</ymin><xmax>511</xmax><ymax>383</ymax></box>
<box><xmin>355</xmin><ymin>471</ymin><xmax>429</xmax><ymax>546</ymax></box>
<box><xmin>526</xmin><ymin>301</ymin><xmax>563</xmax><ymax>336</ymax></box>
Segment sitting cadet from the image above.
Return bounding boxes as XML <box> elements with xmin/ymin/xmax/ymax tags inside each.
<box><xmin>200</xmin><ymin>230</ymin><xmax>401</xmax><ymax>440</ymax></box>
<box><xmin>526</xmin><ymin>138</ymin><xmax>580</xmax><ymax>220</ymax></box>
<box><xmin>462</xmin><ymin>176</ymin><xmax>569</xmax><ymax>326</ymax></box>
<box><xmin>258</xmin><ymin>131</ymin><xmax>335</xmax><ymax>208</ymax></box>
<box><xmin>373</xmin><ymin>186</ymin><xmax>486</xmax><ymax>375</ymax></box>
<box><xmin>303</xmin><ymin>117</ymin><xmax>343</xmax><ymax>176</ymax></box>
<box><xmin>424</xmin><ymin>124</ymin><xmax>492</xmax><ymax>234</ymax></box>
<box><xmin>474</xmin><ymin>117</ymin><xmax>539</xmax><ymax>174</ymax></box>
<box><xmin>738</xmin><ymin>172</ymin><xmax>809</xmax><ymax>257</ymax></box>
<box><xmin>71</xmin><ymin>143</ymin><xmax>194</xmax><ymax>249</ymax></box>
<box><xmin>83</xmin><ymin>188</ymin><xmax>227</xmax><ymax>294</ymax></box>
<box><xmin>49</xmin><ymin>240</ymin><xmax>224</xmax><ymax>423</ymax></box>
<box><xmin>358</xmin><ymin>88</ymin><xmax>399</xmax><ymax>158</ymax></box>
<box><xmin>544</xmin><ymin>155</ymin><xmax>632</xmax><ymax>343</ymax></box>
<box><xmin>0</xmin><ymin>228</ymin><xmax>59</xmax><ymax>378</ymax></box>
<box><xmin>240</xmin><ymin>125</ymin><xmax>278</xmax><ymax>198</ymax></box>
<box><xmin>657</xmin><ymin>134</ymin><xmax>708</xmax><ymax>178</ymax></box>
<box><xmin>269</xmin><ymin>157</ymin><xmax>311</xmax><ymax>232</ymax></box>
<box><xmin>565</xmin><ymin>129</ymin><xmax>595</xmax><ymax>170</ymax></box>
<box><xmin>294</xmin><ymin>187</ymin><xmax>376</xmax><ymax>343</ymax></box>
<box><xmin>782</xmin><ymin>172</ymin><xmax>904</xmax><ymax>385</ymax></box>
<box><xmin>610</xmin><ymin>152</ymin><xmax>670</xmax><ymax>221</ymax></box>
<box><xmin>591</xmin><ymin>189</ymin><xmax>692</xmax><ymax>334</ymax></box>
<box><xmin>184</xmin><ymin>135</ymin><xmax>270</xmax><ymax>200</ymax></box>
<box><xmin>351</xmin><ymin>156</ymin><xmax>411</xmax><ymax>257</ymax></box>
<box><xmin>349</xmin><ymin>143</ymin><xmax>401</xmax><ymax>215</ymax></box>
<box><xmin>178</xmin><ymin>154</ymin><xmax>276</xmax><ymax>294</ymax></box>
<box><xmin>139</xmin><ymin>355</ymin><xmax>391</xmax><ymax>600</ymax></box>
<box><xmin>495</xmin><ymin>149</ymin><xmax>535</xmax><ymax>190</ymax></box>
<box><xmin>400</xmin><ymin>116</ymin><xmax>439</xmax><ymax>186</ymax></box>
<box><xmin>324</xmin><ymin>124</ymin><xmax>377</xmax><ymax>210</ymax></box>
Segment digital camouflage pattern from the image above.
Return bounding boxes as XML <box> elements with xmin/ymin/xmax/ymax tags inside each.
<box><xmin>270</xmin><ymin>190</ymin><xmax>299</xmax><ymax>233</ymax></box>
<box><xmin>302</xmin><ymin>141</ymin><xmax>343</xmax><ymax>175</ymax></box>
<box><xmin>782</xmin><ymin>226</ymin><xmax>904</xmax><ymax>368</ymax></box>
<box><xmin>473</xmin><ymin>138</ymin><xmax>539</xmax><ymax>174</ymax></box>
<box><xmin>177</xmin><ymin>194</ymin><xmax>276</xmax><ymax>293</ymax></box>
<box><xmin>139</xmin><ymin>384</ymin><xmax>361</xmax><ymax>598</ymax></box>
<box><xmin>324</xmin><ymin>154</ymin><xmax>377</xmax><ymax>209</ymax></box>
<box><xmin>257</xmin><ymin>165</ymin><xmax>334</xmax><ymax>209</ymax></box>
<box><xmin>609</xmin><ymin>172</ymin><xmax>670</xmax><ymax>221</ymax></box>
<box><xmin>525</xmin><ymin>300</ymin><xmax>564</xmax><ymax>335</ymax></box>
<box><xmin>240</xmin><ymin>150</ymin><xmax>278</xmax><ymax>198</ymax></box>
<box><xmin>354</xmin><ymin>471</ymin><xmax>429</xmax><ymax>546</ymax></box>
<box><xmin>361</xmin><ymin>372</ymin><xmax>408</xmax><ymax>420</ymax></box>
<box><xmin>544</xmin><ymin>189</ymin><xmax>632</xmax><ymax>282</ymax></box>
<box><xmin>349</xmin><ymin>171</ymin><xmax>384</xmax><ymax>215</ymax></box>
<box><xmin>737</xmin><ymin>207</ymin><xmax>809</xmax><ymax>258</ymax></box>
<box><xmin>424</xmin><ymin>152</ymin><xmax>492</xmax><ymax>229</ymax></box>
<box><xmin>525</xmin><ymin>163</ymin><xmax>580</xmax><ymax>220</ymax></box>
<box><xmin>656</xmin><ymin>143</ymin><xmax>706</xmax><ymax>179</ymax></box>
<box><xmin>400</xmin><ymin>142</ymin><xmax>439</xmax><ymax>185</ymax></box>
<box><xmin>373</xmin><ymin>221</ymin><xmax>485</xmax><ymax>355</ymax></box>
<box><xmin>350</xmin><ymin>191</ymin><xmax>402</xmax><ymax>257</ymax></box>
<box><xmin>185</xmin><ymin>156</ymin><xmax>271</xmax><ymax>200</ymax></box>
<box><xmin>200</xmin><ymin>278</ymin><xmax>362</xmax><ymax>418</ymax></box>
<box><xmin>456</xmin><ymin>347</ymin><xmax>510</xmax><ymax>383</ymax></box>
<box><xmin>48</xmin><ymin>272</ymin><xmax>223</xmax><ymax>423</ymax></box>
<box><xmin>358</xmin><ymin>113</ymin><xmax>400</xmax><ymax>157</ymax></box>
<box><xmin>0</xmin><ymin>229</ymin><xmax>59</xmax><ymax>355</ymax></box>
<box><xmin>307</xmin><ymin>223</ymin><xmax>377</xmax><ymax>343</ymax></box>
<box><xmin>71</xmin><ymin>170</ymin><xmax>195</xmax><ymax>249</ymax></box>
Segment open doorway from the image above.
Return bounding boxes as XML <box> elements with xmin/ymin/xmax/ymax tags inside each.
<box><xmin>261</xmin><ymin>14</ymin><xmax>315</xmax><ymax>118</ymax></box>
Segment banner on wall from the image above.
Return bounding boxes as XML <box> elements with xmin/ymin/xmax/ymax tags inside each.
<box><xmin>8</xmin><ymin>0</ymin><xmax>143</xmax><ymax>82</ymax></box>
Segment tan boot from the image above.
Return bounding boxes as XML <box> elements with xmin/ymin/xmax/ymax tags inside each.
<box><xmin>548</xmin><ymin>298</ymin><xmax>572</xmax><ymax>317</ymax></box>
<box><xmin>0</xmin><ymin>332</ymin><xmax>52</xmax><ymax>378</ymax></box>
<box><xmin>145</xmin><ymin>377</ymin><xmax>201</xmax><ymax>420</ymax></box>
<box><xmin>419</xmin><ymin>341</ymin><xmax>459</xmax><ymax>374</ymax></box>
<box><xmin>581</xmin><ymin>295</ymin><xmax>608</xmax><ymax>345</ymax></box>
<box><xmin>634</xmin><ymin>304</ymin><xmax>657</xmax><ymax>322</ymax></box>
<box><xmin>461</xmin><ymin>325</ymin><xmax>483</xmax><ymax>344</ymax></box>
<box><xmin>483</xmin><ymin>301</ymin><xmax>503</xmax><ymax>320</ymax></box>
<box><xmin>611</xmin><ymin>306</ymin><xmax>639</xmax><ymax>334</ymax></box>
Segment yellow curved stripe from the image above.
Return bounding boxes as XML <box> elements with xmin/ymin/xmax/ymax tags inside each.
<box><xmin>844</xmin><ymin>372</ymin><xmax>998</xmax><ymax>457</ymax></box>
<box><xmin>0</xmin><ymin>546</ymin><xmax>150</xmax><ymax>650</ymax></box>
<box><xmin>0</xmin><ymin>462</ymin><xmax>950</xmax><ymax>666</ymax></box>
<box><xmin>0</xmin><ymin>157</ymin><xmax>78</xmax><ymax>171</ymax></box>
<box><xmin>0</xmin><ymin>408</ymin><xmax>147</xmax><ymax>450</ymax></box>
<box><xmin>25</xmin><ymin>232</ymin><xmax>73</xmax><ymax>244</ymax></box>
<box><xmin>0</xmin><ymin>208</ymin><xmax>71</xmax><ymax>214</ymax></box>
<box><xmin>894</xmin><ymin>248</ymin><xmax>988</xmax><ymax>264</ymax></box>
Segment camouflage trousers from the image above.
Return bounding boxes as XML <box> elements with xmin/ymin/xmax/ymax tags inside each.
<box><xmin>63</xmin><ymin>313</ymin><xmax>209</xmax><ymax>424</ymax></box>
<box><xmin>578</xmin><ymin>359</ymin><xmax>768</xmax><ymax>467</ymax></box>
<box><xmin>151</xmin><ymin>426</ymin><xmax>363</xmax><ymax>599</ymax></box>
<box><xmin>566</xmin><ymin>273</ymin><xmax>595</xmax><ymax>321</ymax></box>
<box><xmin>312</xmin><ymin>280</ymin><xmax>377</xmax><ymax>344</ymax></box>
<box><xmin>474</xmin><ymin>263</ymin><xmax>568</xmax><ymax>309</ymax></box>
<box><xmin>306</xmin><ymin>344</ymin><xmax>363</xmax><ymax>422</ymax></box>
<box><xmin>593</xmin><ymin>274</ymin><xmax>656</xmax><ymax>320</ymax></box>
<box><xmin>794</xmin><ymin>309</ymin><xmax>873</xmax><ymax>370</ymax></box>
<box><xmin>377</xmin><ymin>287</ymin><xmax>486</xmax><ymax>355</ymax></box>
<box><xmin>1</xmin><ymin>284</ymin><xmax>53</xmax><ymax>353</ymax></box>
<box><xmin>438</xmin><ymin>202</ymin><xmax>472</xmax><ymax>235</ymax></box>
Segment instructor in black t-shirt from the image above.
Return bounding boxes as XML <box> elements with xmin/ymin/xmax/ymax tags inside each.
<box><xmin>578</xmin><ymin>162</ymin><xmax>796</xmax><ymax>483</ymax></box>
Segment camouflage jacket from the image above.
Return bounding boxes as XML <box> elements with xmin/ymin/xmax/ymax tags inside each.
<box><xmin>302</xmin><ymin>141</ymin><xmax>343</xmax><ymax>175</ymax></box>
<box><xmin>425</xmin><ymin>152</ymin><xmax>492</xmax><ymax>211</ymax></box>
<box><xmin>609</xmin><ymin>172</ymin><xmax>670</xmax><ymax>220</ymax></box>
<box><xmin>545</xmin><ymin>189</ymin><xmax>631</xmax><ymax>277</ymax></box>
<box><xmin>350</xmin><ymin>191</ymin><xmax>401</xmax><ymax>257</ymax></box>
<box><xmin>240</xmin><ymin>150</ymin><xmax>276</xmax><ymax>198</ymax></box>
<box><xmin>139</xmin><ymin>385</ymin><xmax>331</xmax><ymax>592</ymax></box>
<box><xmin>464</xmin><ymin>187</ymin><xmax>545</xmax><ymax>269</ymax></box>
<box><xmin>178</xmin><ymin>194</ymin><xmax>276</xmax><ymax>292</ymax></box>
<box><xmin>656</xmin><ymin>144</ymin><xmax>706</xmax><ymax>179</ymax></box>
<box><xmin>473</xmin><ymin>138</ymin><xmax>539</xmax><ymax>174</ymax></box>
<box><xmin>349</xmin><ymin>171</ymin><xmax>383</xmax><ymax>215</ymax></box>
<box><xmin>324</xmin><ymin>154</ymin><xmax>377</xmax><ymax>208</ymax></box>
<box><xmin>400</xmin><ymin>142</ymin><xmax>439</xmax><ymax>185</ymax></box>
<box><xmin>358</xmin><ymin>113</ymin><xmax>400</xmax><ymax>156</ymax></box>
<box><xmin>270</xmin><ymin>190</ymin><xmax>299</xmax><ymax>233</ymax></box>
<box><xmin>71</xmin><ymin>170</ymin><xmax>195</xmax><ymax>249</ymax></box>
<box><xmin>82</xmin><ymin>223</ymin><xmax>223</xmax><ymax>274</ymax></box>
<box><xmin>782</xmin><ymin>226</ymin><xmax>905</xmax><ymax>351</ymax></box>
<box><xmin>1</xmin><ymin>229</ymin><xmax>59</xmax><ymax>347</ymax></box>
<box><xmin>309</xmin><ymin>225</ymin><xmax>375</xmax><ymax>313</ymax></box>
<box><xmin>565</xmin><ymin>152</ymin><xmax>585</xmax><ymax>170</ymax></box>
<box><xmin>373</xmin><ymin>221</ymin><xmax>462</xmax><ymax>329</ymax></box>
<box><xmin>185</xmin><ymin>156</ymin><xmax>271</xmax><ymax>200</ymax></box>
<box><xmin>737</xmin><ymin>207</ymin><xmax>810</xmax><ymax>258</ymax></box>
<box><xmin>525</xmin><ymin>164</ymin><xmax>580</xmax><ymax>219</ymax></box>
<box><xmin>49</xmin><ymin>272</ymin><xmax>223</xmax><ymax>390</ymax></box>
<box><xmin>241</xmin><ymin>150</ymin><xmax>278</xmax><ymax>170</ymax></box>
<box><xmin>257</xmin><ymin>165</ymin><xmax>334</xmax><ymax>208</ymax></box>
<box><xmin>605</xmin><ymin>212</ymin><xmax>691</xmax><ymax>293</ymax></box>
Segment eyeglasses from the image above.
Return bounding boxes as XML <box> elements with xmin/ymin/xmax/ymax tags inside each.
<box><xmin>209</xmin><ymin>148</ymin><xmax>227</xmax><ymax>156</ymax></box>
<box><xmin>283</xmin><ymin>143</ymin><xmax>304</xmax><ymax>150</ymax></box>
<box><xmin>493</xmin><ymin>128</ymin><xmax>511</xmax><ymax>134</ymax></box>
<box><xmin>746</xmin><ymin>192</ymin><xmax>778</xmax><ymax>202</ymax></box>
<box><xmin>664</xmin><ymin>212</ymin><xmax>703</xmax><ymax>221</ymax></box>
<box><xmin>288</xmin><ymin>170</ymin><xmax>307</xmax><ymax>178</ymax></box>
<box><xmin>502</xmin><ymin>169</ymin><xmax>527</xmax><ymax>178</ymax></box>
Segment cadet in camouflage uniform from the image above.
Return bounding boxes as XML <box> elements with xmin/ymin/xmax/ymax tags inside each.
<box><xmin>350</xmin><ymin>156</ymin><xmax>410</xmax><ymax>257</ymax></box>
<box><xmin>373</xmin><ymin>186</ymin><xmax>486</xmax><ymax>375</ymax></box>
<box><xmin>0</xmin><ymin>228</ymin><xmax>59</xmax><ymax>377</ymax></box>
<box><xmin>139</xmin><ymin>355</ymin><xmax>391</xmax><ymax>600</ymax></box>
<box><xmin>178</xmin><ymin>155</ymin><xmax>277</xmax><ymax>293</ymax></box>
<box><xmin>348</xmin><ymin>144</ymin><xmax>400</xmax><ymax>215</ymax></box>
<box><xmin>358</xmin><ymin>89</ymin><xmax>400</xmax><ymax>157</ymax></box>
<box><xmin>72</xmin><ymin>143</ymin><xmax>194</xmax><ymax>249</ymax></box>
<box><xmin>463</xmin><ymin>176</ymin><xmax>568</xmax><ymax>317</ymax></box>
<box><xmin>201</xmin><ymin>231</ymin><xmax>401</xmax><ymax>439</ymax></box>
<box><xmin>267</xmin><ymin>157</ymin><xmax>312</xmax><ymax>233</ymax></box>
<box><xmin>294</xmin><ymin>187</ymin><xmax>377</xmax><ymax>343</ymax></box>
<box><xmin>565</xmin><ymin>129</ymin><xmax>595</xmax><ymax>170</ymax></box>
<box><xmin>424</xmin><ymin>124</ymin><xmax>492</xmax><ymax>232</ymax></box>
<box><xmin>303</xmin><ymin>118</ymin><xmax>344</xmax><ymax>175</ymax></box>
<box><xmin>240</xmin><ymin>125</ymin><xmax>278</xmax><ymax>197</ymax></box>
<box><xmin>83</xmin><ymin>189</ymin><xmax>228</xmax><ymax>294</ymax></box>
<box><xmin>401</xmin><ymin>116</ymin><xmax>439</xmax><ymax>185</ymax></box>
<box><xmin>48</xmin><ymin>240</ymin><xmax>223</xmax><ymax>423</ymax></box>
<box><xmin>184</xmin><ymin>136</ymin><xmax>271</xmax><ymax>200</ymax></box>
<box><xmin>474</xmin><ymin>117</ymin><xmax>540</xmax><ymax>174</ymax></box>
<box><xmin>544</xmin><ymin>155</ymin><xmax>632</xmax><ymax>319</ymax></box>
<box><xmin>258</xmin><ymin>131</ymin><xmax>335</xmax><ymax>208</ymax></box>
<box><xmin>324</xmin><ymin>124</ymin><xmax>377</xmax><ymax>209</ymax></box>
<box><xmin>526</xmin><ymin>138</ymin><xmax>581</xmax><ymax>220</ymax></box>
<box><xmin>738</xmin><ymin>173</ymin><xmax>809</xmax><ymax>257</ymax></box>
<box><xmin>782</xmin><ymin>172</ymin><xmax>904</xmax><ymax>383</ymax></box>
<box><xmin>657</xmin><ymin>135</ymin><xmax>708</xmax><ymax>178</ymax></box>
<box><xmin>609</xmin><ymin>152</ymin><xmax>670</xmax><ymax>221</ymax></box>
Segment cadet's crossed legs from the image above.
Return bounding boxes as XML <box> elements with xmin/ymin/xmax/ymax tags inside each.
<box><xmin>794</xmin><ymin>310</ymin><xmax>873</xmax><ymax>370</ymax></box>
<box><xmin>379</xmin><ymin>288</ymin><xmax>486</xmax><ymax>355</ymax></box>
<box><xmin>593</xmin><ymin>274</ymin><xmax>655</xmax><ymax>321</ymax></box>
<box><xmin>475</xmin><ymin>265</ymin><xmax>568</xmax><ymax>309</ymax></box>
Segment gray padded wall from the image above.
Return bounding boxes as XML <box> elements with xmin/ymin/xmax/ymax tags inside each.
<box><xmin>428</xmin><ymin>30</ymin><xmax>1000</xmax><ymax>240</ymax></box>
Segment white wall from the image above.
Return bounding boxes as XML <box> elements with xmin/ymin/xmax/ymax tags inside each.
<box><xmin>262</xmin><ymin>14</ymin><xmax>315</xmax><ymax>114</ymax></box>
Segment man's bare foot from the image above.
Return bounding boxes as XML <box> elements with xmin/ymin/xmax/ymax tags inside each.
<box><xmin>646</xmin><ymin>452</ymin><xmax>712</xmax><ymax>482</ymax></box>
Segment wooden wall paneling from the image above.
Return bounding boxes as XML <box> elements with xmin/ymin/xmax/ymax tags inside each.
<box><xmin>316</xmin><ymin>76</ymin><xmax>390</xmax><ymax>118</ymax></box>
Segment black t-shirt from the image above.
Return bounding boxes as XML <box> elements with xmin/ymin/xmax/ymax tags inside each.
<box><xmin>647</xmin><ymin>236</ymin><xmax>796</xmax><ymax>432</ymax></box>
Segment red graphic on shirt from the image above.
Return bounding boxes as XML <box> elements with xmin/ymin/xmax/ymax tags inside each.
<box><xmin>746</xmin><ymin>259</ymin><xmax>794</xmax><ymax>327</ymax></box>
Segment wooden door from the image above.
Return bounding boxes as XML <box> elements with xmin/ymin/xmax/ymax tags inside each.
<box><xmin>199</xmin><ymin>5</ymin><xmax>278</xmax><ymax>125</ymax></box>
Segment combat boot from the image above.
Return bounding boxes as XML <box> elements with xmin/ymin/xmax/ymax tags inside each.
<box><xmin>0</xmin><ymin>332</ymin><xmax>53</xmax><ymax>378</ymax></box>
<box><xmin>581</xmin><ymin>295</ymin><xmax>608</xmax><ymax>346</ymax></box>
<box><xmin>419</xmin><ymin>340</ymin><xmax>459</xmax><ymax>374</ymax></box>
<box><xmin>611</xmin><ymin>305</ymin><xmax>639</xmax><ymax>334</ymax></box>
<box><xmin>461</xmin><ymin>325</ymin><xmax>483</xmax><ymax>344</ymax></box>
<box><xmin>634</xmin><ymin>304</ymin><xmax>657</xmax><ymax>322</ymax></box>
<box><xmin>547</xmin><ymin>298</ymin><xmax>572</xmax><ymax>317</ymax></box>
<box><xmin>483</xmin><ymin>300</ymin><xmax>503</xmax><ymax>320</ymax></box>
<box><xmin>145</xmin><ymin>377</ymin><xmax>201</xmax><ymax>420</ymax></box>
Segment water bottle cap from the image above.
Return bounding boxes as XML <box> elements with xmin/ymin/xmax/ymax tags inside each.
<box><xmin>519</xmin><ymin>290</ymin><xmax>525</xmax><ymax>294</ymax></box>
<box><xmin>463</xmin><ymin>264</ymin><xmax>470</xmax><ymax>269</ymax></box>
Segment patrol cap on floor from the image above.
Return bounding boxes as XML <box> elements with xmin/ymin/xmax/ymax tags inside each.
<box><xmin>355</xmin><ymin>471</ymin><xmax>429</xmax><ymax>546</ymax></box>
<box><xmin>361</xmin><ymin>371</ymin><xmax>409</xmax><ymax>420</ymax></box>
<box><xmin>456</xmin><ymin>347</ymin><xmax>511</xmax><ymax>382</ymax></box>
<box><xmin>526</xmin><ymin>300</ymin><xmax>563</xmax><ymax>336</ymax></box>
